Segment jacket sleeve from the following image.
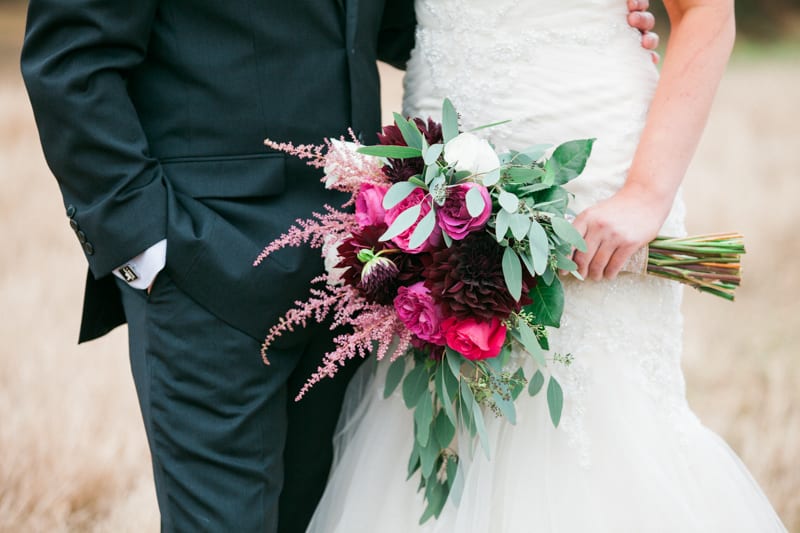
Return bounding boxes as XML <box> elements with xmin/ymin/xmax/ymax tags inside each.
<box><xmin>21</xmin><ymin>0</ymin><xmax>167</xmax><ymax>278</ymax></box>
<box><xmin>377</xmin><ymin>0</ymin><xmax>417</xmax><ymax>70</ymax></box>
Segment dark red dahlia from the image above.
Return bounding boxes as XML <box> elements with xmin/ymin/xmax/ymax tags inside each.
<box><xmin>376</xmin><ymin>117</ymin><xmax>444</xmax><ymax>183</ymax></box>
<box><xmin>424</xmin><ymin>232</ymin><xmax>535</xmax><ymax>321</ymax></box>
<box><xmin>336</xmin><ymin>225</ymin><xmax>400</xmax><ymax>304</ymax></box>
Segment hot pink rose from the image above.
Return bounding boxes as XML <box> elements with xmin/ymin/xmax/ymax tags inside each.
<box><xmin>393</xmin><ymin>282</ymin><xmax>446</xmax><ymax>346</ymax></box>
<box><xmin>437</xmin><ymin>183</ymin><xmax>491</xmax><ymax>240</ymax></box>
<box><xmin>355</xmin><ymin>183</ymin><xmax>389</xmax><ymax>228</ymax></box>
<box><xmin>441</xmin><ymin>316</ymin><xmax>507</xmax><ymax>361</ymax></box>
<box><xmin>384</xmin><ymin>188</ymin><xmax>442</xmax><ymax>253</ymax></box>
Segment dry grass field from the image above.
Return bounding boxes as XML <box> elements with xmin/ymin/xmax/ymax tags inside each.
<box><xmin>1</xmin><ymin>4</ymin><xmax>798</xmax><ymax>531</ymax></box>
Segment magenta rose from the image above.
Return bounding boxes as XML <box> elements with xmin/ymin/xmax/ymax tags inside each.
<box><xmin>384</xmin><ymin>188</ymin><xmax>442</xmax><ymax>253</ymax></box>
<box><xmin>393</xmin><ymin>282</ymin><xmax>446</xmax><ymax>346</ymax></box>
<box><xmin>355</xmin><ymin>183</ymin><xmax>389</xmax><ymax>228</ymax></box>
<box><xmin>441</xmin><ymin>316</ymin><xmax>507</xmax><ymax>361</ymax></box>
<box><xmin>437</xmin><ymin>183</ymin><xmax>492</xmax><ymax>240</ymax></box>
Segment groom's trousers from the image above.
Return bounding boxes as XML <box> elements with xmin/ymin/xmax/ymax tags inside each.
<box><xmin>117</xmin><ymin>271</ymin><xmax>359</xmax><ymax>533</ymax></box>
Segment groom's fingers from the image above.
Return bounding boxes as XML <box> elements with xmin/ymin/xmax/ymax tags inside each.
<box><xmin>628</xmin><ymin>0</ymin><xmax>650</xmax><ymax>12</ymax></box>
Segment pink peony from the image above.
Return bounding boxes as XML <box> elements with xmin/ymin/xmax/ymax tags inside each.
<box><xmin>355</xmin><ymin>183</ymin><xmax>389</xmax><ymax>228</ymax></box>
<box><xmin>441</xmin><ymin>316</ymin><xmax>507</xmax><ymax>361</ymax></box>
<box><xmin>384</xmin><ymin>188</ymin><xmax>442</xmax><ymax>253</ymax></box>
<box><xmin>393</xmin><ymin>282</ymin><xmax>446</xmax><ymax>346</ymax></box>
<box><xmin>437</xmin><ymin>183</ymin><xmax>492</xmax><ymax>240</ymax></box>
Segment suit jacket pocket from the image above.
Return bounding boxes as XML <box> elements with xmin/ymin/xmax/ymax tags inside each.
<box><xmin>161</xmin><ymin>153</ymin><xmax>286</xmax><ymax>199</ymax></box>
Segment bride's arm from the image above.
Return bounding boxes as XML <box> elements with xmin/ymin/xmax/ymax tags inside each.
<box><xmin>571</xmin><ymin>0</ymin><xmax>736</xmax><ymax>281</ymax></box>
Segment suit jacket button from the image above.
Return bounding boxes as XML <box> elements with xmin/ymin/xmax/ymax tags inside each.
<box><xmin>76</xmin><ymin>230</ymin><xmax>87</xmax><ymax>244</ymax></box>
<box><xmin>69</xmin><ymin>219</ymin><xmax>79</xmax><ymax>231</ymax></box>
<box><xmin>66</xmin><ymin>205</ymin><xmax>76</xmax><ymax>218</ymax></box>
<box><xmin>83</xmin><ymin>242</ymin><xmax>94</xmax><ymax>255</ymax></box>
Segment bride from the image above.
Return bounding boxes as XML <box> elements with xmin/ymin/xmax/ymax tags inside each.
<box><xmin>309</xmin><ymin>0</ymin><xmax>788</xmax><ymax>531</ymax></box>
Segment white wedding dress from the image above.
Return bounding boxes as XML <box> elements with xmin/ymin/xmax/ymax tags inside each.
<box><xmin>307</xmin><ymin>1</ymin><xmax>788</xmax><ymax>531</ymax></box>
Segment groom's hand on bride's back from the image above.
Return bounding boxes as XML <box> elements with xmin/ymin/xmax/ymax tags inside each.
<box><xmin>627</xmin><ymin>0</ymin><xmax>661</xmax><ymax>63</ymax></box>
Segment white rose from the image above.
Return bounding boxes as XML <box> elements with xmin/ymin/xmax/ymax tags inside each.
<box><xmin>443</xmin><ymin>132</ymin><xmax>500</xmax><ymax>176</ymax></box>
<box><xmin>323</xmin><ymin>234</ymin><xmax>347</xmax><ymax>286</ymax></box>
<box><xmin>323</xmin><ymin>139</ymin><xmax>361</xmax><ymax>189</ymax></box>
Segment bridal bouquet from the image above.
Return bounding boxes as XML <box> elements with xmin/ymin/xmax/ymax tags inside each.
<box><xmin>256</xmin><ymin>100</ymin><xmax>744</xmax><ymax>522</ymax></box>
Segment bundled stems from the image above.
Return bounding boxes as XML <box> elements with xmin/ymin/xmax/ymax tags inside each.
<box><xmin>643</xmin><ymin>233</ymin><xmax>745</xmax><ymax>301</ymax></box>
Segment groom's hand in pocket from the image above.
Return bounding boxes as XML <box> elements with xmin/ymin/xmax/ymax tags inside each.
<box><xmin>627</xmin><ymin>0</ymin><xmax>661</xmax><ymax>63</ymax></box>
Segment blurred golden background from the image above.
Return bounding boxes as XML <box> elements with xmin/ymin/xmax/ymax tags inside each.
<box><xmin>1</xmin><ymin>2</ymin><xmax>798</xmax><ymax>531</ymax></box>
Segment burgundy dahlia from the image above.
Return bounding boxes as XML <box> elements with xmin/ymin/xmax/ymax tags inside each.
<box><xmin>377</xmin><ymin>117</ymin><xmax>444</xmax><ymax>183</ymax></box>
<box><xmin>424</xmin><ymin>232</ymin><xmax>535</xmax><ymax>321</ymax></box>
<box><xmin>336</xmin><ymin>225</ymin><xmax>400</xmax><ymax>304</ymax></box>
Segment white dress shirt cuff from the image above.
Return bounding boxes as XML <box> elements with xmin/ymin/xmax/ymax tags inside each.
<box><xmin>113</xmin><ymin>239</ymin><xmax>167</xmax><ymax>290</ymax></box>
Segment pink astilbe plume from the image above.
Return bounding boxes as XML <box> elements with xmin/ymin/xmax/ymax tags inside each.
<box><xmin>253</xmin><ymin>205</ymin><xmax>357</xmax><ymax>266</ymax></box>
<box><xmin>259</xmin><ymin>275</ymin><xmax>411</xmax><ymax>400</ymax></box>
<box><xmin>263</xmin><ymin>138</ymin><xmax>328</xmax><ymax>168</ymax></box>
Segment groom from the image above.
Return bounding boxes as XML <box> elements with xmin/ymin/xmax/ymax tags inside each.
<box><xmin>21</xmin><ymin>1</ymin><xmax>659</xmax><ymax>532</ymax></box>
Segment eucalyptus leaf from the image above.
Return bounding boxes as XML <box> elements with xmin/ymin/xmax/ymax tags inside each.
<box><xmin>556</xmin><ymin>255</ymin><xmax>578</xmax><ymax>272</ymax></box>
<box><xmin>358</xmin><ymin>145</ymin><xmax>422</xmax><ymax>159</ymax></box>
<box><xmin>459</xmin><ymin>379</ymin><xmax>477</xmax><ymax>438</ymax></box>
<box><xmin>528</xmin><ymin>369</ymin><xmax>545</xmax><ymax>397</ymax></box>
<box><xmin>424</xmin><ymin>143</ymin><xmax>444</xmax><ymax>165</ymax></box>
<box><xmin>528</xmin><ymin>219</ymin><xmax>550</xmax><ymax>275</ymax></box>
<box><xmin>471</xmin><ymin>395</ymin><xmax>491</xmax><ymax>459</ymax></box>
<box><xmin>419</xmin><ymin>480</ymin><xmax>447</xmax><ymax>524</ymax></box>
<box><xmin>517</xmin><ymin>144</ymin><xmax>551</xmax><ymax>162</ymax></box>
<box><xmin>509</xmin><ymin>213</ymin><xmax>531</xmax><ymax>241</ymax></box>
<box><xmin>547</xmin><ymin>377</ymin><xmax>564</xmax><ymax>427</ymax></box>
<box><xmin>442</xmin><ymin>98</ymin><xmax>459</xmax><ymax>143</ymax></box>
<box><xmin>402</xmin><ymin>363</ymin><xmax>429</xmax><ymax>408</ymax></box>
<box><xmin>408</xmin><ymin>207</ymin><xmax>437</xmax><ymax>250</ymax></box>
<box><xmin>436</xmin><ymin>363</ymin><xmax>458</xmax><ymax>426</ymax></box>
<box><xmin>383</xmin><ymin>181</ymin><xmax>420</xmax><ymax>210</ymax></box>
<box><xmin>517</xmin><ymin>320</ymin><xmax>547</xmax><ymax>367</ymax></box>
<box><xmin>433</xmin><ymin>410</ymin><xmax>456</xmax><ymax>449</ymax></box>
<box><xmin>510</xmin><ymin>367</ymin><xmax>526</xmax><ymax>400</ymax></box>
<box><xmin>394</xmin><ymin>113</ymin><xmax>424</xmax><ymax>150</ymax></box>
<box><xmin>419</xmin><ymin>435</ymin><xmax>439</xmax><ymax>478</ymax></box>
<box><xmin>407</xmin><ymin>443</ymin><xmax>421</xmax><ymax>479</ymax></box>
<box><xmin>501</xmin><ymin>247</ymin><xmax>523</xmax><ymax>301</ymax></box>
<box><xmin>442</xmin><ymin>231</ymin><xmax>453</xmax><ymax>248</ymax></box>
<box><xmin>482</xmin><ymin>168</ymin><xmax>501</xmax><ymax>187</ymax></box>
<box><xmin>463</xmin><ymin>185</ymin><xmax>486</xmax><ymax>218</ymax></box>
<box><xmin>519</xmin><ymin>250</ymin><xmax>536</xmax><ymax>277</ymax></box>
<box><xmin>492</xmin><ymin>391</ymin><xmax>517</xmax><ymax>425</ymax></box>
<box><xmin>445</xmin><ymin>348</ymin><xmax>462</xmax><ymax>379</ymax></box>
<box><xmin>498</xmin><ymin>190</ymin><xmax>520</xmax><ymax>213</ymax></box>
<box><xmin>380</xmin><ymin>203</ymin><xmax>422</xmax><ymax>242</ymax></box>
<box><xmin>415</xmin><ymin>390</ymin><xmax>434</xmax><ymax>446</ymax></box>
<box><xmin>495</xmin><ymin>210</ymin><xmax>511</xmax><ymax>242</ymax></box>
<box><xmin>424</xmin><ymin>163</ymin><xmax>440</xmax><ymax>185</ymax></box>
<box><xmin>551</xmin><ymin>216</ymin><xmax>587</xmax><ymax>252</ymax></box>
<box><xmin>384</xmin><ymin>357</ymin><xmax>406</xmax><ymax>399</ymax></box>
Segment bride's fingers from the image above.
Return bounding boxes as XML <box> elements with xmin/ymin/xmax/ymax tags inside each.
<box><xmin>573</xmin><ymin>234</ymin><xmax>601</xmax><ymax>279</ymax></box>
<box><xmin>604</xmin><ymin>244</ymin><xmax>638</xmax><ymax>280</ymax></box>
<box><xmin>587</xmin><ymin>241</ymin><xmax>615</xmax><ymax>281</ymax></box>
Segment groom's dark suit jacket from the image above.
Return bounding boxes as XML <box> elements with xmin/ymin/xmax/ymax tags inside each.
<box><xmin>22</xmin><ymin>0</ymin><xmax>416</xmax><ymax>344</ymax></box>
